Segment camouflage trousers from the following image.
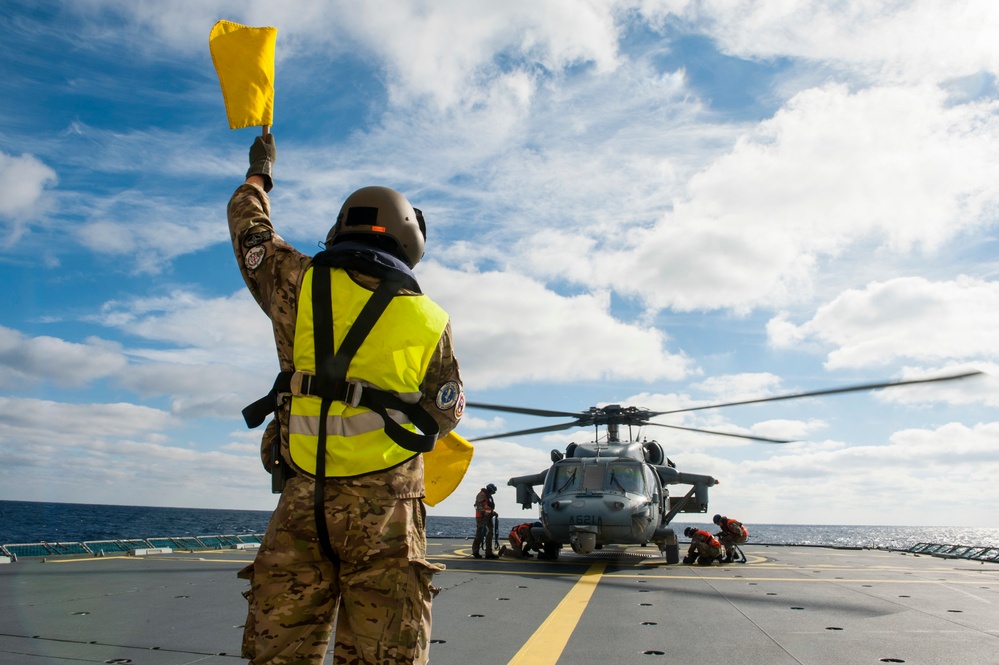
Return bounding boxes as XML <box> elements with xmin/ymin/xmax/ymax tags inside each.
<box><xmin>717</xmin><ymin>531</ymin><xmax>747</xmax><ymax>557</ymax></box>
<box><xmin>688</xmin><ymin>541</ymin><xmax>722</xmax><ymax>564</ymax></box>
<box><xmin>239</xmin><ymin>475</ymin><xmax>444</xmax><ymax>664</ymax></box>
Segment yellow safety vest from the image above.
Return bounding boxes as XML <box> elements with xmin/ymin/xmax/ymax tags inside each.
<box><xmin>288</xmin><ymin>266</ymin><xmax>449</xmax><ymax>477</ymax></box>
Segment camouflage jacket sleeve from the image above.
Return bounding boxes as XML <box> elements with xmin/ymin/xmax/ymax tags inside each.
<box><xmin>419</xmin><ymin>321</ymin><xmax>463</xmax><ymax>438</ymax></box>
<box><xmin>227</xmin><ymin>183</ymin><xmax>311</xmax><ymax>473</ymax></box>
<box><xmin>226</xmin><ymin>182</ymin><xmax>312</xmax><ymax>370</ymax></box>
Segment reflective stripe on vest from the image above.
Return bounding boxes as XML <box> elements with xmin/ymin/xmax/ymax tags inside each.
<box><xmin>289</xmin><ymin>266</ymin><xmax>449</xmax><ymax>477</ymax></box>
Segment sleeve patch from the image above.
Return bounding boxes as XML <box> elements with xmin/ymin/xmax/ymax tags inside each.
<box><xmin>243</xmin><ymin>229</ymin><xmax>272</xmax><ymax>248</ymax></box>
<box><xmin>245</xmin><ymin>245</ymin><xmax>266</xmax><ymax>271</ymax></box>
<box><xmin>435</xmin><ymin>381</ymin><xmax>461</xmax><ymax>410</ymax></box>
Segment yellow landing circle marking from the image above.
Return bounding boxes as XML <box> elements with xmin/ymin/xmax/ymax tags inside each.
<box><xmin>507</xmin><ymin>561</ymin><xmax>606</xmax><ymax>665</ymax></box>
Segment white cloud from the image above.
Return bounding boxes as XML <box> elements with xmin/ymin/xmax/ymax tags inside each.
<box><xmin>768</xmin><ymin>276</ymin><xmax>999</xmax><ymax>368</ymax></box>
<box><xmin>92</xmin><ymin>290</ymin><xmax>276</xmax><ymax>370</ymax></box>
<box><xmin>727</xmin><ymin>420</ymin><xmax>999</xmax><ymax>524</ymax></box>
<box><xmin>0</xmin><ymin>326</ymin><xmax>126</xmax><ymax>389</ymax></box>
<box><xmin>664</xmin><ymin>0</ymin><xmax>999</xmax><ymax>84</ymax></box>
<box><xmin>0</xmin><ymin>151</ymin><xmax>57</xmax><ymax>239</ymax></box>
<box><xmin>421</xmin><ymin>262</ymin><xmax>695</xmax><ymax>388</ymax></box>
<box><xmin>0</xmin><ymin>394</ymin><xmax>272</xmax><ymax>509</ymax></box>
<box><xmin>569</xmin><ymin>84</ymin><xmax>999</xmax><ymax>313</ymax></box>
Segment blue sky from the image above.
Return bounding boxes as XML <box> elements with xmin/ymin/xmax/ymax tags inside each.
<box><xmin>2</xmin><ymin>0</ymin><xmax>998</xmax><ymax>526</ymax></box>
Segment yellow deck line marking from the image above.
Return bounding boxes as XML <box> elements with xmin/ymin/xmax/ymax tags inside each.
<box><xmin>507</xmin><ymin>561</ymin><xmax>606</xmax><ymax>665</ymax></box>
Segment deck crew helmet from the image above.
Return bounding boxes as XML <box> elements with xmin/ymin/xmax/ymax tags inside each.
<box><xmin>683</xmin><ymin>527</ymin><xmax>696</xmax><ymax>537</ymax></box>
<box><xmin>486</xmin><ymin>483</ymin><xmax>497</xmax><ymax>494</ymax></box>
<box><xmin>326</xmin><ymin>186</ymin><xmax>426</xmax><ymax>268</ymax></box>
<box><xmin>713</xmin><ymin>514</ymin><xmax>722</xmax><ymax>525</ymax></box>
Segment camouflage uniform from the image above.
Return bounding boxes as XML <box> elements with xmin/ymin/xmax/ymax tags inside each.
<box><xmin>228</xmin><ymin>182</ymin><xmax>462</xmax><ymax>664</ymax></box>
<box><xmin>685</xmin><ymin>528</ymin><xmax>723</xmax><ymax>565</ymax></box>
<box><xmin>507</xmin><ymin>522</ymin><xmax>541</xmax><ymax>558</ymax></box>
<box><xmin>715</xmin><ymin>516</ymin><xmax>748</xmax><ymax>561</ymax></box>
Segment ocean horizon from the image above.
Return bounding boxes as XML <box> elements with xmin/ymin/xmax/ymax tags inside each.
<box><xmin>2</xmin><ymin>499</ymin><xmax>998</xmax><ymax>551</ymax></box>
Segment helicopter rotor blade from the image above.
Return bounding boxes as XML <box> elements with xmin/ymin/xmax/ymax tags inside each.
<box><xmin>648</xmin><ymin>370</ymin><xmax>984</xmax><ymax>417</ymax></box>
<box><xmin>466</xmin><ymin>402</ymin><xmax>584</xmax><ymax>418</ymax></box>
<box><xmin>466</xmin><ymin>421</ymin><xmax>581</xmax><ymax>442</ymax></box>
<box><xmin>645</xmin><ymin>422</ymin><xmax>792</xmax><ymax>444</ymax></box>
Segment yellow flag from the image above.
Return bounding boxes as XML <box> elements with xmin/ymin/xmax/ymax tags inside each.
<box><xmin>423</xmin><ymin>431</ymin><xmax>475</xmax><ymax>507</ymax></box>
<box><xmin>209</xmin><ymin>21</ymin><xmax>277</xmax><ymax>130</ymax></box>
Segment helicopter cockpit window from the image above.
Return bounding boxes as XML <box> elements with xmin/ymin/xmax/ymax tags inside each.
<box><xmin>582</xmin><ymin>464</ymin><xmax>604</xmax><ymax>491</ymax></box>
<box><xmin>551</xmin><ymin>464</ymin><xmax>581</xmax><ymax>492</ymax></box>
<box><xmin>608</xmin><ymin>463</ymin><xmax>644</xmax><ymax>493</ymax></box>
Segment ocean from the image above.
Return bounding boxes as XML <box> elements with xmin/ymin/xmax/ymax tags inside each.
<box><xmin>2</xmin><ymin>499</ymin><xmax>998</xmax><ymax>550</ymax></box>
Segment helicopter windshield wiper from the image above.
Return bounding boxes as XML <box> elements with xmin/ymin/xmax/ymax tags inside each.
<box><xmin>557</xmin><ymin>468</ymin><xmax>578</xmax><ymax>492</ymax></box>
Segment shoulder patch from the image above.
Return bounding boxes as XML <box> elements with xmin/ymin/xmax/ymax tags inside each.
<box><xmin>243</xmin><ymin>228</ymin><xmax>272</xmax><ymax>248</ymax></box>
<box><xmin>435</xmin><ymin>381</ymin><xmax>461</xmax><ymax>410</ymax></box>
<box><xmin>245</xmin><ymin>245</ymin><xmax>266</xmax><ymax>271</ymax></box>
<box><xmin>454</xmin><ymin>391</ymin><xmax>465</xmax><ymax>419</ymax></box>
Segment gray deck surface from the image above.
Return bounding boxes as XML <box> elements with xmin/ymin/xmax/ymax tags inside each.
<box><xmin>1</xmin><ymin>540</ymin><xmax>996</xmax><ymax>664</ymax></box>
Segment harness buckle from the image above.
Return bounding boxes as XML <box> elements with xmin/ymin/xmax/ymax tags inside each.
<box><xmin>343</xmin><ymin>381</ymin><xmax>363</xmax><ymax>408</ymax></box>
<box><xmin>289</xmin><ymin>371</ymin><xmax>315</xmax><ymax>397</ymax></box>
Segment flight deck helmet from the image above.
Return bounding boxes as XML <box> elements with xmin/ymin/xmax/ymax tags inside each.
<box><xmin>486</xmin><ymin>483</ymin><xmax>497</xmax><ymax>494</ymax></box>
<box><xmin>326</xmin><ymin>186</ymin><xmax>426</xmax><ymax>268</ymax></box>
<box><xmin>683</xmin><ymin>527</ymin><xmax>696</xmax><ymax>537</ymax></box>
<box><xmin>713</xmin><ymin>514</ymin><xmax>722</xmax><ymax>525</ymax></box>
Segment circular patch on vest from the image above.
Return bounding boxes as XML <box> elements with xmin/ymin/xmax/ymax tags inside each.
<box><xmin>435</xmin><ymin>381</ymin><xmax>460</xmax><ymax>410</ymax></box>
<box><xmin>454</xmin><ymin>391</ymin><xmax>465</xmax><ymax>418</ymax></box>
<box><xmin>244</xmin><ymin>245</ymin><xmax>266</xmax><ymax>270</ymax></box>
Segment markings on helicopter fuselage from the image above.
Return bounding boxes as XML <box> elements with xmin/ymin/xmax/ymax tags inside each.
<box><xmin>567</xmin><ymin>515</ymin><xmax>603</xmax><ymax>526</ymax></box>
<box><xmin>507</xmin><ymin>561</ymin><xmax>606</xmax><ymax>665</ymax></box>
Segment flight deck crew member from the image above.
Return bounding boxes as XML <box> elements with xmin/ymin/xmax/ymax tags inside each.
<box><xmin>683</xmin><ymin>527</ymin><xmax>723</xmax><ymax>565</ymax></box>
<box><xmin>472</xmin><ymin>483</ymin><xmax>498</xmax><ymax>558</ymax></box>
<box><xmin>714</xmin><ymin>514</ymin><xmax>749</xmax><ymax>562</ymax></box>
<box><xmin>507</xmin><ymin>521</ymin><xmax>543</xmax><ymax>558</ymax></box>
<box><xmin>230</xmin><ymin>133</ymin><xmax>464</xmax><ymax>665</ymax></box>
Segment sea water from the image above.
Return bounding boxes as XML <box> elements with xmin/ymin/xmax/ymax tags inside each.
<box><xmin>2</xmin><ymin>500</ymin><xmax>997</xmax><ymax>550</ymax></box>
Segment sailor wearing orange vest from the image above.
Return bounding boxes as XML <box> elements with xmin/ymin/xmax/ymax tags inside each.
<box><xmin>472</xmin><ymin>484</ymin><xmax>498</xmax><ymax>558</ymax></box>
<box><xmin>507</xmin><ymin>521</ymin><xmax>543</xmax><ymax>558</ymax></box>
<box><xmin>230</xmin><ymin>133</ymin><xmax>463</xmax><ymax>665</ymax></box>
<box><xmin>683</xmin><ymin>527</ymin><xmax>723</xmax><ymax>565</ymax></box>
<box><xmin>714</xmin><ymin>514</ymin><xmax>749</xmax><ymax>562</ymax></box>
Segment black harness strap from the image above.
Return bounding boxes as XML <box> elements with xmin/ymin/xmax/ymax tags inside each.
<box><xmin>311</xmin><ymin>266</ymin><xmax>403</xmax><ymax>564</ymax></box>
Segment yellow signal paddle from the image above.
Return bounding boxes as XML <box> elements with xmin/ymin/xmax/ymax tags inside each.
<box><xmin>209</xmin><ymin>20</ymin><xmax>277</xmax><ymax>134</ymax></box>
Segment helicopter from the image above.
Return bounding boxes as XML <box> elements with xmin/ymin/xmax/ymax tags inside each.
<box><xmin>466</xmin><ymin>370</ymin><xmax>982</xmax><ymax>563</ymax></box>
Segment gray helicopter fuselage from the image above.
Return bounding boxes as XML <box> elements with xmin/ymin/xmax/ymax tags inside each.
<box><xmin>534</xmin><ymin>442</ymin><xmax>668</xmax><ymax>553</ymax></box>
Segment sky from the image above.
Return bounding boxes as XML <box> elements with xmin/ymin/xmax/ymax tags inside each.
<box><xmin>1</xmin><ymin>0</ymin><xmax>998</xmax><ymax>527</ymax></box>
